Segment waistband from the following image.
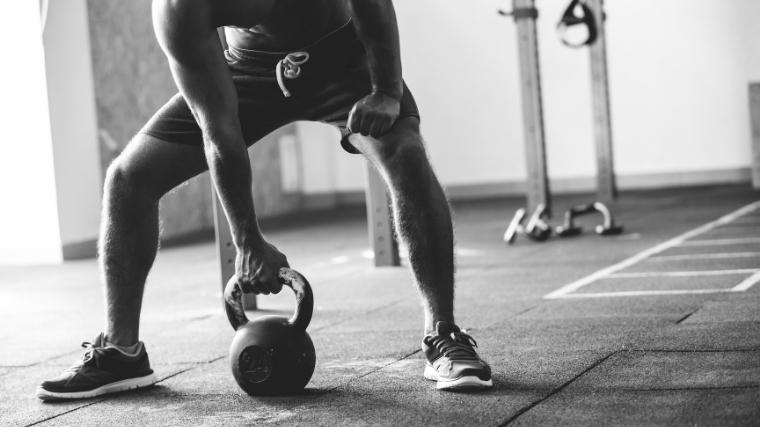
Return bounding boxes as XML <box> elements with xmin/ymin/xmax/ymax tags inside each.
<box><xmin>225</xmin><ymin>19</ymin><xmax>355</xmax><ymax>65</ymax></box>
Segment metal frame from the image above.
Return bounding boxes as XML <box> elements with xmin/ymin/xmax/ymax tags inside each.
<box><xmin>512</xmin><ymin>0</ymin><xmax>551</xmax><ymax>216</ymax></box>
<box><xmin>212</xmin><ymin>188</ymin><xmax>257</xmax><ymax>310</ymax></box>
<box><xmin>587</xmin><ymin>0</ymin><xmax>618</xmax><ymax>202</ymax></box>
<box><xmin>364</xmin><ymin>161</ymin><xmax>400</xmax><ymax>266</ymax></box>
<box><xmin>750</xmin><ymin>83</ymin><xmax>760</xmax><ymax>189</ymax></box>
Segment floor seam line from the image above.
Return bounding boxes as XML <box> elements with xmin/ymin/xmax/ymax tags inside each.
<box><xmin>675</xmin><ymin>309</ymin><xmax>699</xmax><ymax>324</ymax></box>
<box><xmin>8</xmin><ymin>350</ymin><xmax>81</xmax><ymax>369</ymax></box>
<box><xmin>614</xmin><ymin>384</ymin><xmax>760</xmax><ymax>392</ymax></box>
<box><xmin>157</xmin><ymin>366</ymin><xmax>196</xmax><ymax>383</ymax></box>
<box><xmin>329</xmin><ymin>348</ymin><xmax>422</xmax><ymax>392</ymax></box>
<box><xmin>498</xmin><ymin>350</ymin><xmax>620</xmax><ymax>426</ymax></box>
<box><xmin>25</xmin><ymin>400</ymin><xmax>103</xmax><ymax>426</ymax></box>
<box><xmin>484</xmin><ymin>304</ymin><xmax>541</xmax><ymax>329</ymax></box>
<box><xmin>628</xmin><ymin>348</ymin><xmax>760</xmax><ymax>353</ymax></box>
<box><xmin>203</xmin><ymin>355</ymin><xmax>226</xmax><ymax>364</ymax></box>
<box><xmin>511</xmin><ymin>305</ymin><xmax>540</xmax><ymax>318</ymax></box>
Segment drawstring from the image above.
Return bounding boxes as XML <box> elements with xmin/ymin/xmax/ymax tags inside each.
<box><xmin>275</xmin><ymin>51</ymin><xmax>310</xmax><ymax>98</ymax></box>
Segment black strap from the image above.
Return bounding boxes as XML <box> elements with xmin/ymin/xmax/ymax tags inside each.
<box><xmin>556</xmin><ymin>0</ymin><xmax>598</xmax><ymax>48</ymax></box>
<box><xmin>511</xmin><ymin>7</ymin><xmax>538</xmax><ymax>21</ymax></box>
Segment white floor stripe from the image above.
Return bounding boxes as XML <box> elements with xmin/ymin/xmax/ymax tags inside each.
<box><xmin>679</xmin><ymin>237</ymin><xmax>760</xmax><ymax>246</ymax></box>
<box><xmin>544</xmin><ymin>201</ymin><xmax>760</xmax><ymax>299</ymax></box>
<box><xmin>608</xmin><ymin>269</ymin><xmax>759</xmax><ymax>279</ymax></box>
<box><xmin>732</xmin><ymin>271</ymin><xmax>760</xmax><ymax>291</ymax></box>
<box><xmin>558</xmin><ymin>289</ymin><xmax>734</xmax><ymax>298</ymax></box>
<box><xmin>649</xmin><ymin>252</ymin><xmax>760</xmax><ymax>261</ymax></box>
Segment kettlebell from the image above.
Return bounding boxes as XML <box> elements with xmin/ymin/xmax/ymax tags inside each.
<box><xmin>223</xmin><ymin>268</ymin><xmax>316</xmax><ymax>396</ymax></box>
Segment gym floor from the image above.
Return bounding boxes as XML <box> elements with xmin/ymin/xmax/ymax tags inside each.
<box><xmin>1</xmin><ymin>184</ymin><xmax>759</xmax><ymax>426</ymax></box>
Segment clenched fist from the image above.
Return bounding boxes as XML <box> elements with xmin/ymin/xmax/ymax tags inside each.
<box><xmin>235</xmin><ymin>240</ymin><xmax>289</xmax><ymax>295</ymax></box>
<box><xmin>347</xmin><ymin>91</ymin><xmax>401</xmax><ymax>138</ymax></box>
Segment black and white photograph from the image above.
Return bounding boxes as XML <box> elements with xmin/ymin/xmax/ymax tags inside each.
<box><xmin>1</xmin><ymin>0</ymin><xmax>758</xmax><ymax>425</ymax></box>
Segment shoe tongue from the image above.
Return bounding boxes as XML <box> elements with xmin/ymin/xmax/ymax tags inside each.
<box><xmin>435</xmin><ymin>321</ymin><xmax>461</xmax><ymax>336</ymax></box>
<box><xmin>92</xmin><ymin>332</ymin><xmax>107</xmax><ymax>348</ymax></box>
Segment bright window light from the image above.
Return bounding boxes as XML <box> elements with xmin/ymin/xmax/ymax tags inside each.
<box><xmin>0</xmin><ymin>2</ymin><xmax>62</xmax><ymax>264</ymax></box>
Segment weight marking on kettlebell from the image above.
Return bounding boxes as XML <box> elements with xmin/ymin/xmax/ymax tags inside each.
<box><xmin>239</xmin><ymin>346</ymin><xmax>274</xmax><ymax>384</ymax></box>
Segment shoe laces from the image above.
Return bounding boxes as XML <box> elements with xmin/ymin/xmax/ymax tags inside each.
<box><xmin>68</xmin><ymin>341</ymin><xmax>103</xmax><ymax>371</ymax></box>
<box><xmin>427</xmin><ymin>330</ymin><xmax>480</xmax><ymax>361</ymax></box>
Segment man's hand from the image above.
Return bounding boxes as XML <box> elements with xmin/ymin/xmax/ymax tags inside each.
<box><xmin>235</xmin><ymin>240</ymin><xmax>289</xmax><ymax>295</ymax></box>
<box><xmin>348</xmin><ymin>91</ymin><xmax>401</xmax><ymax>138</ymax></box>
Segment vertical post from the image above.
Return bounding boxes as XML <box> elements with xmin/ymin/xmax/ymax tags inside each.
<box><xmin>364</xmin><ymin>161</ymin><xmax>400</xmax><ymax>266</ymax></box>
<box><xmin>212</xmin><ymin>188</ymin><xmax>257</xmax><ymax>310</ymax></box>
<box><xmin>587</xmin><ymin>0</ymin><xmax>617</xmax><ymax>201</ymax></box>
<box><xmin>749</xmin><ymin>83</ymin><xmax>760</xmax><ymax>189</ymax></box>
<box><xmin>512</xmin><ymin>0</ymin><xmax>551</xmax><ymax>216</ymax></box>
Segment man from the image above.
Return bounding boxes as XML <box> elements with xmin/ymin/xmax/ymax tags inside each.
<box><xmin>37</xmin><ymin>0</ymin><xmax>491</xmax><ymax>400</ymax></box>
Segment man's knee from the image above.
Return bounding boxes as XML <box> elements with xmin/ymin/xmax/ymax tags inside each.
<box><xmin>104</xmin><ymin>159</ymin><xmax>140</xmax><ymax>203</ymax></box>
<box><xmin>104</xmin><ymin>150</ymin><xmax>158</xmax><ymax>205</ymax></box>
<box><xmin>375</xmin><ymin>118</ymin><xmax>429</xmax><ymax>174</ymax></box>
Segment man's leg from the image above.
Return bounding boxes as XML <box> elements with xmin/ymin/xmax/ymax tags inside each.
<box><xmin>37</xmin><ymin>133</ymin><xmax>210</xmax><ymax>400</ymax></box>
<box><xmin>101</xmin><ymin>134</ymin><xmax>209</xmax><ymax>346</ymax></box>
<box><xmin>349</xmin><ymin>117</ymin><xmax>454</xmax><ymax>334</ymax></box>
<box><xmin>349</xmin><ymin>117</ymin><xmax>492</xmax><ymax>390</ymax></box>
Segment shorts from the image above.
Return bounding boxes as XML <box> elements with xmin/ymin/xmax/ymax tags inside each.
<box><xmin>140</xmin><ymin>20</ymin><xmax>420</xmax><ymax>154</ymax></box>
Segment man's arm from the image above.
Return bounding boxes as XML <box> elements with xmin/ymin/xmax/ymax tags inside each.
<box><xmin>152</xmin><ymin>0</ymin><xmax>286</xmax><ymax>292</ymax></box>
<box><xmin>347</xmin><ymin>0</ymin><xmax>404</xmax><ymax>137</ymax></box>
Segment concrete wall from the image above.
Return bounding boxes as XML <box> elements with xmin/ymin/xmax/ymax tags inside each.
<box><xmin>86</xmin><ymin>0</ymin><xmax>215</xmax><ymax>241</ymax></box>
<box><xmin>86</xmin><ymin>0</ymin><xmax>305</xmax><ymax>240</ymax></box>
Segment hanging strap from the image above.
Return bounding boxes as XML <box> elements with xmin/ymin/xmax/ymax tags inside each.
<box><xmin>556</xmin><ymin>0</ymin><xmax>598</xmax><ymax>48</ymax></box>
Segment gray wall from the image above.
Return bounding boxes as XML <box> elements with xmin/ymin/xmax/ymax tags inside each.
<box><xmin>85</xmin><ymin>0</ymin><xmax>302</xmax><ymax>242</ymax></box>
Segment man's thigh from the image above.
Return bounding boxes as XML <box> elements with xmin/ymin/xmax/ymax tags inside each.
<box><xmin>140</xmin><ymin>93</ymin><xmax>290</xmax><ymax>149</ymax></box>
<box><xmin>113</xmin><ymin>132</ymin><xmax>209</xmax><ymax>198</ymax></box>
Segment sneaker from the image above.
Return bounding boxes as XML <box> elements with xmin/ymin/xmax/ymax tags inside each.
<box><xmin>422</xmin><ymin>321</ymin><xmax>493</xmax><ymax>390</ymax></box>
<box><xmin>36</xmin><ymin>333</ymin><xmax>157</xmax><ymax>401</ymax></box>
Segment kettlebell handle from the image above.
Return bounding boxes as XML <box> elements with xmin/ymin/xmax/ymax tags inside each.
<box><xmin>223</xmin><ymin>268</ymin><xmax>314</xmax><ymax>332</ymax></box>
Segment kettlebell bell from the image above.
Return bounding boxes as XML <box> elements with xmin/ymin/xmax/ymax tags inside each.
<box><xmin>223</xmin><ymin>268</ymin><xmax>316</xmax><ymax>396</ymax></box>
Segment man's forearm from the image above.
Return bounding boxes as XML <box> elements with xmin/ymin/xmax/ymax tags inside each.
<box><xmin>204</xmin><ymin>133</ymin><xmax>263</xmax><ymax>249</ymax></box>
<box><xmin>153</xmin><ymin>6</ymin><xmax>263</xmax><ymax>250</ymax></box>
<box><xmin>350</xmin><ymin>0</ymin><xmax>403</xmax><ymax>99</ymax></box>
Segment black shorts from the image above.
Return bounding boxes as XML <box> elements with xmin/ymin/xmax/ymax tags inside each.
<box><xmin>140</xmin><ymin>20</ymin><xmax>420</xmax><ymax>154</ymax></box>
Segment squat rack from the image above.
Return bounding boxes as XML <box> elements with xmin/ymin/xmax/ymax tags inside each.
<box><xmin>503</xmin><ymin>0</ymin><xmax>618</xmax><ymax>242</ymax></box>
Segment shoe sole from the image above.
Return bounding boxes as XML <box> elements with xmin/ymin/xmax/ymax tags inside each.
<box><xmin>423</xmin><ymin>364</ymin><xmax>493</xmax><ymax>390</ymax></box>
<box><xmin>36</xmin><ymin>373</ymin><xmax>158</xmax><ymax>401</ymax></box>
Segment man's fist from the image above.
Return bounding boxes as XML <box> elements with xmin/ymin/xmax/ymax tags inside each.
<box><xmin>347</xmin><ymin>91</ymin><xmax>401</xmax><ymax>138</ymax></box>
<box><xmin>235</xmin><ymin>240</ymin><xmax>289</xmax><ymax>295</ymax></box>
